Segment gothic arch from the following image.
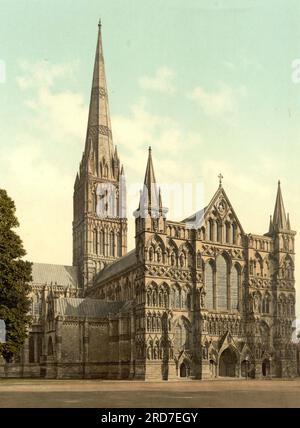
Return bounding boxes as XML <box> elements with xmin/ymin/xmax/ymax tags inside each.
<box><xmin>218</xmin><ymin>345</ymin><xmax>240</xmax><ymax>377</ymax></box>
<box><xmin>146</xmin><ymin>235</ymin><xmax>165</xmax><ymax>263</ymax></box>
<box><xmin>262</xmin><ymin>292</ymin><xmax>272</xmax><ymax>314</ymax></box>
<box><xmin>146</xmin><ymin>234</ymin><xmax>165</xmax><ymax>250</ymax></box>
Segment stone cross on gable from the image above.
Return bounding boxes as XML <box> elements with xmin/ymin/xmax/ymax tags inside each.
<box><xmin>218</xmin><ymin>173</ymin><xmax>223</xmax><ymax>187</ymax></box>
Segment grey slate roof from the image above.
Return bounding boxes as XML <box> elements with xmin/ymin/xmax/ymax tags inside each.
<box><xmin>54</xmin><ymin>297</ymin><xmax>131</xmax><ymax>318</ymax></box>
<box><xmin>31</xmin><ymin>263</ymin><xmax>79</xmax><ymax>288</ymax></box>
<box><xmin>95</xmin><ymin>249</ymin><xmax>137</xmax><ymax>284</ymax></box>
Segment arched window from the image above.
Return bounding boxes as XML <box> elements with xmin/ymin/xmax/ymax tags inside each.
<box><xmin>100</xmin><ymin>230</ymin><xmax>105</xmax><ymax>255</ymax></box>
<box><xmin>231</xmin><ymin>265</ymin><xmax>239</xmax><ymax>310</ymax></box>
<box><xmin>216</xmin><ymin>255</ymin><xmax>228</xmax><ymax>310</ymax></box>
<box><xmin>93</xmin><ymin>228</ymin><xmax>98</xmax><ymax>254</ymax></box>
<box><xmin>32</xmin><ymin>294</ymin><xmax>41</xmax><ymax>317</ymax></box>
<box><xmin>117</xmin><ymin>233</ymin><xmax>122</xmax><ymax>257</ymax></box>
<box><xmin>109</xmin><ymin>231</ymin><xmax>115</xmax><ymax>257</ymax></box>
<box><xmin>205</xmin><ymin>262</ymin><xmax>214</xmax><ymax>310</ymax></box>
<box><xmin>207</xmin><ymin>221</ymin><xmax>211</xmax><ymax>241</ymax></box>
<box><xmin>225</xmin><ymin>222</ymin><xmax>231</xmax><ymax>243</ymax></box>
<box><xmin>209</xmin><ymin>220</ymin><xmax>214</xmax><ymax>241</ymax></box>
<box><xmin>217</xmin><ymin>221</ymin><xmax>222</xmax><ymax>243</ymax></box>
<box><xmin>232</xmin><ymin>223</ymin><xmax>238</xmax><ymax>245</ymax></box>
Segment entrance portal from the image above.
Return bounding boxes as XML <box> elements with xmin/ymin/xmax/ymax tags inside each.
<box><xmin>219</xmin><ymin>348</ymin><xmax>238</xmax><ymax>377</ymax></box>
<box><xmin>179</xmin><ymin>362</ymin><xmax>190</xmax><ymax>378</ymax></box>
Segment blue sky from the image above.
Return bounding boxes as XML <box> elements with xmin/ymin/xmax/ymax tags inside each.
<box><xmin>0</xmin><ymin>0</ymin><xmax>300</xmax><ymax>313</ymax></box>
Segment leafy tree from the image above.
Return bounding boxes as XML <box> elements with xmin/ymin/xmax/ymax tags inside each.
<box><xmin>0</xmin><ymin>189</ymin><xmax>32</xmax><ymax>362</ymax></box>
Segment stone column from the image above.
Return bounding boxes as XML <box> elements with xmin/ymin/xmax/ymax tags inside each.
<box><xmin>129</xmin><ymin>309</ymin><xmax>135</xmax><ymax>379</ymax></box>
<box><xmin>55</xmin><ymin>316</ymin><xmax>62</xmax><ymax>379</ymax></box>
<box><xmin>118</xmin><ymin>314</ymin><xmax>122</xmax><ymax>379</ymax></box>
<box><xmin>34</xmin><ymin>334</ymin><xmax>39</xmax><ymax>363</ymax></box>
<box><xmin>83</xmin><ymin>318</ymin><xmax>89</xmax><ymax>378</ymax></box>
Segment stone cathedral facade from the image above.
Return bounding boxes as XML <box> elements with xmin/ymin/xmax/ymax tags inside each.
<box><xmin>0</xmin><ymin>24</ymin><xmax>297</xmax><ymax>380</ymax></box>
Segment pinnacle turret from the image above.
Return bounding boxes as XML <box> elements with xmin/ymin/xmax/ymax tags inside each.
<box><xmin>272</xmin><ymin>180</ymin><xmax>288</xmax><ymax>231</ymax></box>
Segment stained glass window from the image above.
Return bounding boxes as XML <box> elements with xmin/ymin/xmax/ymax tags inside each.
<box><xmin>216</xmin><ymin>255</ymin><xmax>227</xmax><ymax>310</ymax></box>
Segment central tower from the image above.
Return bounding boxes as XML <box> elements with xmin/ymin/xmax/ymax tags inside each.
<box><xmin>73</xmin><ymin>22</ymin><xmax>127</xmax><ymax>289</ymax></box>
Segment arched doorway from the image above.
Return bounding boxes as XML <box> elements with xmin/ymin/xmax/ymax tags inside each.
<box><xmin>262</xmin><ymin>359</ymin><xmax>270</xmax><ymax>377</ymax></box>
<box><xmin>180</xmin><ymin>362</ymin><xmax>190</xmax><ymax>378</ymax></box>
<box><xmin>219</xmin><ymin>348</ymin><xmax>238</xmax><ymax>377</ymax></box>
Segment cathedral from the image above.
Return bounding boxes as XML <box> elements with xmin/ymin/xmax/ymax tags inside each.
<box><xmin>0</xmin><ymin>24</ymin><xmax>297</xmax><ymax>380</ymax></box>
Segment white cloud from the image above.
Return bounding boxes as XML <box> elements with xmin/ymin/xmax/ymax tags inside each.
<box><xmin>17</xmin><ymin>60</ymin><xmax>76</xmax><ymax>90</ymax></box>
<box><xmin>188</xmin><ymin>83</ymin><xmax>246</xmax><ymax>116</ymax></box>
<box><xmin>139</xmin><ymin>66</ymin><xmax>176</xmax><ymax>94</ymax></box>
<box><xmin>112</xmin><ymin>100</ymin><xmax>203</xmax><ymax>248</ymax></box>
<box><xmin>0</xmin><ymin>61</ymin><xmax>89</xmax><ymax>265</ymax></box>
<box><xmin>17</xmin><ymin>61</ymin><xmax>88</xmax><ymax>142</ymax></box>
<box><xmin>113</xmin><ymin>100</ymin><xmax>201</xmax><ymax>182</ymax></box>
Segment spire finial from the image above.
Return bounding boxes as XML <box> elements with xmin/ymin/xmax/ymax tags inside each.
<box><xmin>98</xmin><ymin>18</ymin><xmax>102</xmax><ymax>28</ymax></box>
<box><xmin>218</xmin><ymin>173</ymin><xmax>223</xmax><ymax>187</ymax></box>
<box><xmin>273</xmin><ymin>180</ymin><xmax>288</xmax><ymax>230</ymax></box>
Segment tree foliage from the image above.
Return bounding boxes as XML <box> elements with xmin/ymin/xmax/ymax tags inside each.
<box><xmin>0</xmin><ymin>189</ymin><xmax>32</xmax><ymax>362</ymax></box>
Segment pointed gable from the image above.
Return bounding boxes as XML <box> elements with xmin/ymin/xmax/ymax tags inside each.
<box><xmin>203</xmin><ymin>184</ymin><xmax>245</xmax><ymax>243</ymax></box>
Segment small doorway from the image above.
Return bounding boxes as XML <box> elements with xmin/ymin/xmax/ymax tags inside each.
<box><xmin>180</xmin><ymin>362</ymin><xmax>190</xmax><ymax>378</ymax></box>
<box><xmin>262</xmin><ymin>359</ymin><xmax>270</xmax><ymax>377</ymax></box>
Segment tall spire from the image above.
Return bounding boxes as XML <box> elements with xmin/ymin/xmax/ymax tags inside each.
<box><xmin>85</xmin><ymin>21</ymin><xmax>114</xmax><ymax>178</ymax></box>
<box><xmin>272</xmin><ymin>180</ymin><xmax>288</xmax><ymax>231</ymax></box>
<box><xmin>134</xmin><ymin>147</ymin><xmax>162</xmax><ymax>217</ymax></box>
<box><xmin>134</xmin><ymin>148</ymin><xmax>168</xmax><ymax>219</ymax></box>
<box><xmin>144</xmin><ymin>147</ymin><xmax>156</xmax><ymax>187</ymax></box>
<box><xmin>141</xmin><ymin>147</ymin><xmax>159</xmax><ymax>213</ymax></box>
